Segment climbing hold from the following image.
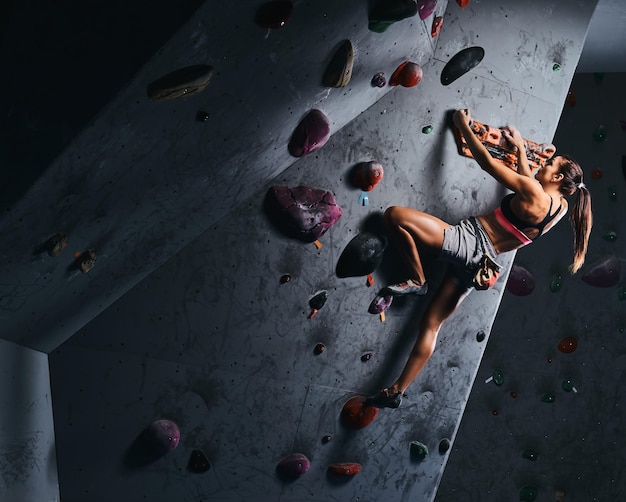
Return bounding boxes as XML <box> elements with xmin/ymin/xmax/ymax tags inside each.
<box><xmin>557</xmin><ymin>336</ymin><xmax>578</xmax><ymax>354</ymax></box>
<box><xmin>592</xmin><ymin>124</ymin><xmax>607</xmax><ymax>142</ymax></box>
<box><xmin>410</xmin><ymin>441</ymin><xmax>429</xmax><ymax>462</ymax></box>
<box><xmin>556</xmin><ymin>491</ymin><xmax>566</xmax><ymax>502</ymax></box>
<box><xmin>361</xmin><ymin>352</ymin><xmax>372</xmax><ymax>362</ymax></box>
<box><xmin>581</xmin><ymin>255</ymin><xmax>621</xmax><ymax>288</ymax></box>
<box><xmin>521</xmin><ymin>449</ymin><xmax>538</xmax><ymax>461</ymax></box>
<box><xmin>618</xmin><ymin>286</ymin><xmax>626</xmax><ymax>301</ymax></box>
<box><xmin>328</xmin><ymin>462</ymin><xmax>361</xmax><ymax>476</ymax></box>
<box><xmin>371</xmin><ymin>72</ymin><xmax>386</xmax><ymax>87</ymax></box>
<box><xmin>431</xmin><ymin>16</ymin><xmax>443</xmax><ymax>37</ymax></box>
<box><xmin>519</xmin><ymin>485</ymin><xmax>538</xmax><ymax>502</ymax></box>
<box><xmin>510</xmin><ymin>391</ymin><xmax>518</xmax><ymax>398</ymax></box>
<box><xmin>368</xmin><ymin>0</ymin><xmax>418</xmax><ymax>33</ymax></box>
<box><xmin>195</xmin><ymin>110</ymin><xmax>210</xmax><ymax>122</ymax></box>
<box><xmin>602</xmin><ymin>231</ymin><xmax>618</xmax><ymax>242</ymax></box>
<box><xmin>541</xmin><ymin>393</ymin><xmax>555</xmax><ymax>403</ymax></box>
<box><xmin>351</xmin><ymin>161</ymin><xmax>384</xmax><ymax>192</ymax></box>
<box><xmin>422</xmin><ymin>125</ymin><xmax>433</xmax><ymax>134</ymax></box>
<box><xmin>492</xmin><ymin>369</ymin><xmax>504</xmax><ymax>386</ymax></box>
<box><xmin>390</xmin><ymin>61</ymin><xmax>423</xmax><ymax>87</ymax></box>
<box><xmin>280</xmin><ymin>274</ymin><xmax>292</xmax><ymax>284</ymax></box>
<box><xmin>507</xmin><ymin>265</ymin><xmax>535</xmax><ymax>296</ymax></box>
<box><xmin>476</xmin><ymin>330</ymin><xmax>486</xmax><ymax>342</ymax></box>
<box><xmin>417</xmin><ymin>0</ymin><xmax>436</xmax><ymax>19</ymax></box>
<box><xmin>591</xmin><ymin>167</ymin><xmax>603</xmax><ymax>179</ymax></box>
<box><xmin>562</xmin><ymin>378</ymin><xmax>576</xmax><ymax>393</ymax></box>
<box><xmin>45</xmin><ymin>233</ymin><xmax>67</xmax><ymax>257</ymax></box>
<box><xmin>255</xmin><ymin>1</ymin><xmax>294</xmax><ymax>29</ymax></box>
<box><xmin>438</xmin><ymin>438</ymin><xmax>451</xmax><ymax>454</ymax></box>
<box><xmin>322</xmin><ymin>434</ymin><xmax>333</xmax><ymax>443</ymax></box>
<box><xmin>323</xmin><ymin>40</ymin><xmax>354</xmax><ymax>88</ymax></box>
<box><xmin>187</xmin><ymin>449</ymin><xmax>210</xmax><ymax>473</ymax></box>
<box><xmin>336</xmin><ymin>232</ymin><xmax>387</xmax><ymax>278</ymax></box>
<box><xmin>341</xmin><ymin>396</ymin><xmax>379</xmax><ymax>429</ymax></box>
<box><xmin>288</xmin><ymin>109</ymin><xmax>331</xmax><ymax>157</ymax></box>
<box><xmin>441</xmin><ymin>46</ymin><xmax>484</xmax><ymax>85</ymax></box>
<box><xmin>491</xmin><ymin>409</ymin><xmax>498</xmax><ymax>416</ymax></box>
<box><xmin>147</xmin><ymin>65</ymin><xmax>213</xmax><ymax>101</ymax></box>
<box><xmin>308</xmin><ymin>290</ymin><xmax>328</xmax><ymax>318</ymax></box>
<box><xmin>565</xmin><ymin>89</ymin><xmax>576</xmax><ymax>107</ymax></box>
<box><xmin>549</xmin><ymin>273</ymin><xmax>563</xmax><ymax>292</ymax></box>
<box><xmin>314</xmin><ymin>343</ymin><xmax>326</xmax><ymax>355</ymax></box>
<box><xmin>368</xmin><ymin>295</ymin><xmax>393</xmax><ymax>314</ymax></box>
<box><xmin>607</xmin><ymin>186</ymin><xmax>618</xmax><ymax>202</ymax></box>
<box><xmin>552</xmin><ymin>62</ymin><xmax>561</xmax><ymax>71</ymax></box>
<box><xmin>276</xmin><ymin>453</ymin><xmax>310</xmax><ymax>479</ymax></box>
<box><xmin>455</xmin><ymin>0</ymin><xmax>470</xmax><ymax>6</ymax></box>
<box><xmin>76</xmin><ymin>249</ymin><xmax>96</xmax><ymax>273</ymax></box>
<box><xmin>265</xmin><ymin>185</ymin><xmax>342</xmax><ymax>243</ymax></box>
<box><xmin>144</xmin><ymin>419</ymin><xmax>180</xmax><ymax>455</ymax></box>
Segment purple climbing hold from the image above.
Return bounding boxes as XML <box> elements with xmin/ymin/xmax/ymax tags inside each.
<box><xmin>255</xmin><ymin>1</ymin><xmax>294</xmax><ymax>29</ymax></box>
<box><xmin>371</xmin><ymin>72</ymin><xmax>386</xmax><ymax>88</ymax></box>
<box><xmin>145</xmin><ymin>419</ymin><xmax>180</xmax><ymax>455</ymax></box>
<box><xmin>288</xmin><ymin>109</ymin><xmax>331</xmax><ymax>157</ymax></box>
<box><xmin>506</xmin><ymin>265</ymin><xmax>535</xmax><ymax>296</ymax></box>
<box><xmin>417</xmin><ymin>0</ymin><xmax>437</xmax><ymax>20</ymax></box>
<box><xmin>276</xmin><ymin>453</ymin><xmax>310</xmax><ymax>479</ymax></box>
<box><xmin>368</xmin><ymin>295</ymin><xmax>393</xmax><ymax>314</ymax></box>
<box><xmin>266</xmin><ymin>185</ymin><xmax>342</xmax><ymax>242</ymax></box>
<box><xmin>581</xmin><ymin>255</ymin><xmax>621</xmax><ymax>287</ymax></box>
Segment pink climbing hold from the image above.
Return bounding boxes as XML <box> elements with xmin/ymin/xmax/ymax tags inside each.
<box><xmin>581</xmin><ymin>255</ymin><xmax>621</xmax><ymax>287</ymax></box>
<box><xmin>368</xmin><ymin>295</ymin><xmax>393</xmax><ymax>314</ymax></box>
<box><xmin>288</xmin><ymin>109</ymin><xmax>331</xmax><ymax>157</ymax></box>
<box><xmin>390</xmin><ymin>61</ymin><xmax>423</xmax><ymax>87</ymax></box>
<box><xmin>276</xmin><ymin>453</ymin><xmax>310</xmax><ymax>479</ymax></box>
<box><xmin>506</xmin><ymin>265</ymin><xmax>535</xmax><ymax>296</ymax></box>
<box><xmin>145</xmin><ymin>419</ymin><xmax>180</xmax><ymax>455</ymax></box>
<box><xmin>417</xmin><ymin>0</ymin><xmax>437</xmax><ymax>20</ymax></box>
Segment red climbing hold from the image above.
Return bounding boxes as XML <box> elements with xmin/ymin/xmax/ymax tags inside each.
<box><xmin>431</xmin><ymin>16</ymin><xmax>443</xmax><ymax>37</ymax></box>
<box><xmin>341</xmin><ymin>396</ymin><xmax>379</xmax><ymax>429</ymax></box>
<box><xmin>456</xmin><ymin>0</ymin><xmax>470</xmax><ymax>6</ymax></box>
<box><xmin>390</xmin><ymin>61</ymin><xmax>423</xmax><ymax>87</ymax></box>
<box><xmin>328</xmin><ymin>463</ymin><xmax>362</xmax><ymax>476</ymax></box>
<box><xmin>557</xmin><ymin>336</ymin><xmax>578</xmax><ymax>354</ymax></box>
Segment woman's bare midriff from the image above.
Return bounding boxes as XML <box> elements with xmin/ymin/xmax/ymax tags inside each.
<box><xmin>476</xmin><ymin>212</ymin><xmax>537</xmax><ymax>254</ymax></box>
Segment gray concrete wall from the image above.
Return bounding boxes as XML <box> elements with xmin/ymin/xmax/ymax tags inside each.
<box><xmin>0</xmin><ymin>340</ymin><xmax>58</xmax><ymax>502</ymax></box>
<box><xmin>437</xmin><ymin>71</ymin><xmax>626</xmax><ymax>502</ymax></box>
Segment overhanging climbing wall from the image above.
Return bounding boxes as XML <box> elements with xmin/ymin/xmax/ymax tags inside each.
<box><xmin>3</xmin><ymin>0</ymin><xmax>599</xmax><ymax>500</ymax></box>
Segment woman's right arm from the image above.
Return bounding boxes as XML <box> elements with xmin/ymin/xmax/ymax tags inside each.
<box><xmin>502</xmin><ymin>126</ymin><xmax>533</xmax><ymax>178</ymax></box>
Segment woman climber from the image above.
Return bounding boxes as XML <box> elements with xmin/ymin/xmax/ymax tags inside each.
<box><xmin>366</xmin><ymin>108</ymin><xmax>593</xmax><ymax>409</ymax></box>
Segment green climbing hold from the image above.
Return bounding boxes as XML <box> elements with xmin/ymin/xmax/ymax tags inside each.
<box><xmin>541</xmin><ymin>393</ymin><xmax>555</xmax><ymax>403</ymax></box>
<box><xmin>520</xmin><ymin>485</ymin><xmax>538</xmax><ymax>502</ymax></box>
<box><xmin>617</xmin><ymin>286</ymin><xmax>626</xmax><ymax>301</ymax></box>
<box><xmin>549</xmin><ymin>274</ymin><xmax>563</xmax><ymax>292</ymax></box>
<box><xmin>603</xmin><ymin>231</ymin><xmax>617</xmax><ymax>242</ymax></box>
<box><xmin>593</xmin><ymin>125</ymin><xmax>607</xmax><ymax>142</ymax></box>
<box><xmin>552</xmin><ymin>63</ymin><xmax>561</xmax><ymax>71</ymax></box>
<box><xmin>422</xmin><ymin>125</ymin><xmax>433</xmax><ymax>134</ymax></box>
<box><xmin>410</xmin><ymin>441</ymin><xmax>429</xmax><ymax>462</ymax></box>
<box><xmin>521</xmin><ymin>449</ymin><xmax>538</xmax><ymax>461</ymax></box>
<box><xmin>562</xmin><ymin>378</ymin><xmax>575</xmax><ymax>392</ymax></box>
<box><xmin>492</xmin><ymin>369</ymin><xmax>504</xmax><ymax>386</ymax></box>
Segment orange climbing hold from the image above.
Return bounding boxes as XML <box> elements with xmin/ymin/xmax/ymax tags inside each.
<box><xmin>389</xmin><ymin>61</ymin><xmax>423</xmax><ymax>87</ymax></box>
<box><xmin>341</xmin><ymin>396</ymin><xmax>379</xmax><ymax>429</ymax></box>
<box><xmin>328</xmin><ymin>463</ymin><xmax>361</xmax><ymax>476</ymax></box>
<box><xmin>456</xmin><ymin>0</ymin><xmax>470</xmax><ymax>6</ymax></box>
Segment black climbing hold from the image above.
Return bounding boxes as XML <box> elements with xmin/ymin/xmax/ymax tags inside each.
<box><xmin>280</xmin><ymin>274</ymin><xmax>292</xmax><ymax>284</ymax></box>
<box><xmin>476</xmin><ymin>330</ymin><xmax>486</xmax><ymax>342</ymax></box>
<box><xmin>322</xmin><ymin>434</ymin><xmax>333</xmax><ymax>444</ymax></box>
<box><xmin>336</xmin><ymin>232</ymin><xmax>387</xmax><ymax>278</ymax></box>
<box><xmin>187</xmin><ymin>449</ymin><xmax>210</xmax><ymax>473</ymax></box>
<box><xmin>361</xmin><ymin>353</ymin><xmax>372</xmax><ymax>362</ymax></box>
<box><xmin>309</xmin><ymin>291</ymin><xmax>328</xmax><ymax>311</ymax></box>
<box><xmin>441</xmin><ymin>46</ymin><xmax>485</xmax><ymax>85</ymax></box>
<box><xmin>196</xmin><ymin>110</ymin><xmax>210</xmax><ymax>122</ymax></box>
<box><xmin>314</xmin><ymin>343</ymin><xmax>326</xmax><ymax>355</ymax></box>
<box><xmin>438</xmin><ymin>438</ymin><xmax>451</xmax><ymax>454</ymax></box>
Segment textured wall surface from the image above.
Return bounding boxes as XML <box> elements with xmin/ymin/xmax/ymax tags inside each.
<box><xmin>1</xmin><ymin>0</ymin><xmax>602</xmax><ymax>501</ymax></box>
<box><xmin>437</xmin><ymin>72</ymin><xmax>626</xmax><ymax>502</ymax></box>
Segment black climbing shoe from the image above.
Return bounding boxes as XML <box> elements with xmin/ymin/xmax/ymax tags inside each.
<box><xmin>365</xmin><ymin>389</ymin><xmax>403</xmax><ymax>409</ymax></box>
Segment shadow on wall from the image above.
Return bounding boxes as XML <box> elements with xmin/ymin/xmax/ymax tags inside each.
<box><xmin>0</xmin><ymin>0</ymin><xmax>204</xmax><ymax>212</ymax></box>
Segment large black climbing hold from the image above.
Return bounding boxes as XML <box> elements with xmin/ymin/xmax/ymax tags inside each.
<box><xmin>336</xmin><ymin>232</ymin><xmax>387</xmax><ymax>278</ymax></box>
<box><xmin>441</xmin><ymin>47</ymin><xmax>485</xmax><ymax>85</ymax></box>
<box><xmin>369</xmin><ymin>0</ymin><xmax>418</xmax><ymax>32</ymax></box>
<box><xmin>187</xmin><ymin>449</ymin><xmax>210</xmax><ymax>473</ymax></box>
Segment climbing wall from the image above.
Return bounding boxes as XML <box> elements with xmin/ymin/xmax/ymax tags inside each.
<box><xmin>437</xmin><ymin>72</ymin><xmax>626</xmax><ymax>502</ymax></box>
<box><xmin>0</xmin><ymin>0</ymin><xmax>600</xmax><ymax>501</ymax></box>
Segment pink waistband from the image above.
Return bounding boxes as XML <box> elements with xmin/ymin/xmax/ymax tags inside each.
<box><xmin>494</xmin><ymin>207</ymin><xmax>532</xmax><ymax>246</ymax></box>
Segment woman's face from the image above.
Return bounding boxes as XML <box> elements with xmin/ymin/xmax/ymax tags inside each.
<box><xmin>536</xmin><ymin>156</ymin><xmax>563</xmax><ymax>185</ymax></box>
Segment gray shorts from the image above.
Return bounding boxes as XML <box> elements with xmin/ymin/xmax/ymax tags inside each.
<box><xmin>438</xmin><ymin>217</ymin><xmax>498</xmax><ymax>290</ymax></box>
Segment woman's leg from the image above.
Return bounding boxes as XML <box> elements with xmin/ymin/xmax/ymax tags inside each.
<box><xmin>384</xmin><ymin>206</ymin><xmax>451</xmax><ymax>285</ymax></box>
<box><xmin>367</xmin><ymin>275</ymin><xmax>471</xmax><ymax>408</ymax></box>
